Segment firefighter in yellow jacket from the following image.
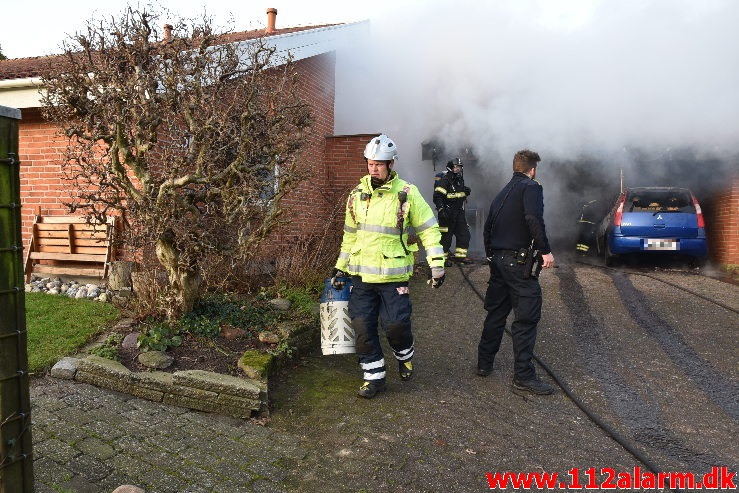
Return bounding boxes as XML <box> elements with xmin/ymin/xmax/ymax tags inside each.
<box><xmin>331</xmin><ymin>134</ymin><xmax>446</xmax><ymax>399</ymax></box>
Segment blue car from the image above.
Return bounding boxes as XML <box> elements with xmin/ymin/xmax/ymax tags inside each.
<box><xmin>595</xmin><ymin>187</ymin><xmax>708</xmax><ymax>266</ymax></box>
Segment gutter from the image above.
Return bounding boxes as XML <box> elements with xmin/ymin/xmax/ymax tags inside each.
<box><xmin>0</xmin><ymin>78</ymin><xmax>43</xmax><ymax>89</ymax></box>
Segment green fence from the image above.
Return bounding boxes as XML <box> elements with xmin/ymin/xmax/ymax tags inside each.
<box><xmin>0</xmin><ymin>105</ymin><xmax>34</xmax><ymax>493</ymax></box>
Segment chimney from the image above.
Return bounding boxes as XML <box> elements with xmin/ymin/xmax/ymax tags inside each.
<box><xmin>163</xmin><ymin>24</ymin><xmax>173</xmax><ymax>42</ymax></box>
<box><xmin>266</xmin><ymin>8</ymin><xmax>277</xmax><ymax>34</ymax></box>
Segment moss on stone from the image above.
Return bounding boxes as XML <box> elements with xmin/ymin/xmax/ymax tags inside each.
<box><xmin>238</xmin><ymin>350</ymin><xmax>275</xmax><ymax>380</ymax></box>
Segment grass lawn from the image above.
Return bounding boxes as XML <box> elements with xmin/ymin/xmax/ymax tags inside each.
<box><xmin>25</xmin><ymin>292</ymin><xmax>120</xmax><ymax>374</ymax></box>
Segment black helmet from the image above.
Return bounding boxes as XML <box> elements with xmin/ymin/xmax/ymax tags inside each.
<box><xmin>446</xmin><ymin>157</ymin><xmax>463</xmax><ymax>172</ymax></box>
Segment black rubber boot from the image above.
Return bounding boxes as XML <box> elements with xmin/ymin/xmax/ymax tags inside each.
<box><xmin>358</xmin><ymin>380</ymin><xmax>387</xmax><ymax>398</ymax></box>
<box><xmin>399</xmin><ymin>360</ymin><xmax>413</xmax><ymax>381</ymax></box>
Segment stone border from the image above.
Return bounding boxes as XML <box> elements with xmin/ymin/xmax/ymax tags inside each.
<box><xmin>50</xmin><ymin>317</ymin><xmax>319</xmax><ymax>419</ymax></box>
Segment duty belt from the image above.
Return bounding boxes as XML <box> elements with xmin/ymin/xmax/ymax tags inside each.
<box><xmin>489</xmin><ymin>249</ymin><xmax>520</xmax><ymax>258</ymax></box>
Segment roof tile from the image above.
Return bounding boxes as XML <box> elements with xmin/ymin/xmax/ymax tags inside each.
<box><xmin>0</xmin><ymin>25</ymin><xmax>334</xmax><ymax>81</ymax></box>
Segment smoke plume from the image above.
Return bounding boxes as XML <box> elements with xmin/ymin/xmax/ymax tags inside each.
<box><xmin>333</xmin><ymin>0</ymin><xmax>739</xmax><ymax>252</ymax></box>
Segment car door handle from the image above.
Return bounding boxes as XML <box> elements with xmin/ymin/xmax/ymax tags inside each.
<box><xmin>653</xmin><ymin>224</ymin><xmax>666</xmax><ymax>228</ymax></box>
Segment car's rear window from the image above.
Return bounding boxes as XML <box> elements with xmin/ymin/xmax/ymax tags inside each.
<box><xmin>625</xmin><ymin>190</ymin><xmax>695</xmax><ymax>213</ymax></box>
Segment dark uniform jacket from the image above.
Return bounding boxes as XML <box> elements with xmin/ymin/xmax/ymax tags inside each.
<box><xmin>483</xmin><ymin>172</ymin><xmax>551</xmax><ymax>255</ymax></box>
<box><xmin>433</xmin><ymin>172</ymin><xmax>470</xmax><ymax>212</ymax></box>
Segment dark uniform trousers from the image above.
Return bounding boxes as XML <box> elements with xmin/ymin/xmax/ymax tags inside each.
<box><xmin>478</xmin><ymin>252</ymin><xmax>542</xmax><ymax>380</ymax></box>
<box><xmin>349</xmin><ymin>276</ymin><xmax>414</xmax><ymax>381</ymax></box>
<box><xmin>440</xmin><ymin>209</ymin><xmax>471</xmax><ymax>255</ymax></box>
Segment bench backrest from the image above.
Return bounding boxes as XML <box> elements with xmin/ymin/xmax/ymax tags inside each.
<box><xmin>24</xmin><ymin>215</ymin><xmax>117</xmax><ymax>283</ymax></box>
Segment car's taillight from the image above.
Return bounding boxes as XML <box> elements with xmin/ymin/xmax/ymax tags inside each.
<box><xmin>692</xmin><ymin>193</ymin><xmax>705</xmax><ymax>228</ymax></box>
<box><xmin>613</xmin><ymin>194</ymin><xmax>626</xmax><ymax>226</ymax></box>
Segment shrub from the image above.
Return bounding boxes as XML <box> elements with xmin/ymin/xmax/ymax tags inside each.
<box><xmin>137</xmin><ymin>319</ymin><xmax>183</xmax><ymax>352</ymax></box>
<box><xmin>88</xmin><ymin>333</ymin><xmax>124</xmax><ymax>361</ymax></box>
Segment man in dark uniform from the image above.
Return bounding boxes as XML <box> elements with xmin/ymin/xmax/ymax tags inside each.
<box><xmin>477</xmin><ymin>149</ymin><xmax>555</xmax><ymax>395</ymax></box>
<box><xmin>433</xmin><ymin>158</ymin><xmax>472</xmax><ymax>264</ymax></box>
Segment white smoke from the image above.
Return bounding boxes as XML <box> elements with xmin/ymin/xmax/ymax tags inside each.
<box><xmin>332</xmin><ymin>0</ymin><xmax>739</xmax><ymax>252</ymax></box>
<box><xmin>335</xmin><ymin>0</ymin><xmax>739</xmax><ymax>181</ymax></box>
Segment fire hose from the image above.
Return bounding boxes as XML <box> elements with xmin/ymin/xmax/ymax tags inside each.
<box><xmin>456</xmin><ymin>262</ymin><xmax>679</xmax><ymax>493</ymax></box>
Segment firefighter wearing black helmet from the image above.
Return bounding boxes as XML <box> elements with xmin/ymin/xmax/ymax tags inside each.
<box><xmin>433</xmin><ymin>157</ymin><xmax>472</xmax><ymax>263</ymax></box>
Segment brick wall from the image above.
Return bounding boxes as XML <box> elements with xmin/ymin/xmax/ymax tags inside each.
<box><xmin>17</xmin><ymin>107</ymin><xmax>68</xmax><ymax>239</ymax></box>
<box><xmin>706</xmin><ymin>176</ymin><xmax>739</xmax><ymax>265</ymax></box>
<box><xmin>325</xmin><ymin>134</ymin><xmax>373</xmax><ymax>191</ymax></box>
<box><xmin>274</xmin><ymin>53</ymin><xmax>337</xmax><ymax>242</ymax></box>
<box><xmin>16</xmin><ymin>53</ymin><xmax>341</xmax><ymax>256</ymax></box>
<box><xmin>322</xmin><ymin>134</ymin><xmax>375</xmax><ymax>230</ymax></box>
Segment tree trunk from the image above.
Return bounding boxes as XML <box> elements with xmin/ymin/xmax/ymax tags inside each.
<box><xmin>155</xmin><ymin>231</ymin><xmax>202</xmax><ymax>317</ymax></box>
<box><xmin>108</xmin><ymin>260</ymin><xmax>134</xmax><ymax>290</ymax></box>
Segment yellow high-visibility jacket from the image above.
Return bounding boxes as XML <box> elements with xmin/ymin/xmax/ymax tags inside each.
<box><xmin>335</xmin><ymin>171</ymin><xmax>445</xmax><ymax>283</ymax></box>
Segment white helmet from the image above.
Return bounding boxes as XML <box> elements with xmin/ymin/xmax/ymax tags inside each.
<box><xmin>364</xmin><ymin>134</ymin><xmax>398</xmax><ymax>161</ymax></box>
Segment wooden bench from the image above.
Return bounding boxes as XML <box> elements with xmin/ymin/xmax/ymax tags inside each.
<box><xmin>24</xmin><ymin>213</ymin><xmax>117</xmax><ymax>283</ymax></box>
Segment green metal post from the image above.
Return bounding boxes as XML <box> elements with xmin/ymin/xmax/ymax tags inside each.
<box><xmin>0</xmin><ymin>105</ymin><xmax>34</xmax><ymax>493</ymax></box>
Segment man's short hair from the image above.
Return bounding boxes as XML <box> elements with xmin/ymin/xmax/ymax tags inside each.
<box><xmin>513</xmin><ymin>149</ymin><xmax>541</xmax><ymax>173</ymax></box>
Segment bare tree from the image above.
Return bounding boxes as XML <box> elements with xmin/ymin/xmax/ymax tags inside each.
<box><xmin>41</xmin><ymin>7</ymin><xmax>312</xmax><ymax>316</ymax></box>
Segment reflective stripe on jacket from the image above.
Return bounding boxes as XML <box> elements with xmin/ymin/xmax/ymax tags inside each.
<box><xmin>433</xmin><ymin>172</ymin><xmax>469</xmax><ymax>211</ymax></box>
<box><xmin>335</xmin><ymin>171</ymin><xmax>445</xmax><ymax>283</ymax></box>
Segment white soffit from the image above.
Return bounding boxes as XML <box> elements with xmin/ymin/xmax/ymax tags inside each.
<box><xmin>0</xmin><ymin>79</ymin><xmax>43</xmax><ymax>109</ymax></box>
<box><xmin>240</xmin><ymin>20</ymin><xmax>368</xmax><ymax>65</ymax></box>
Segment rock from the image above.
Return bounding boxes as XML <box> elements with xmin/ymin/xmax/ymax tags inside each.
<box><xmin>75</xmin><ymin>287</ymin><xmax>88</xmax><ymax>299</ymax></box>
<box><xmin>138</xmin><ymin>351</ymin><xmax>174</xmax><ymax>369</ymax></box>
<box><xmin>114</xmin><ymin>318</ymin><xmax>135</xmax><ymax>330</ymax></box>
<box><xmin>24</xmin><ymin>277</ymin><xmax>112</xmax><ymax>302</ymax></box>
<box><xmin>269</xmin><ymin>298</ymin><xmax>291</xmax><ymax>311</ymax></box>
<box><xmin>221</xmin><ymin>326</ymin><xmax>246</xmax><ymax>340</ymax></box>
<box><xmin>237</xmin><ymin>350</ymin><xmax>274</xmax><ymax>381</ymax></box>
<box><xmin>258</xmin><ymin>331</ymin><xmax>280</xmax><ymax>344</ymax></box>
<box><xmin>116</xmin><ymin>287</ymin><xmax>134</xmax><ymax>298</ymax></box>
<box><xmin>239</xmin><ymin>365</ymin><xmax>263</xmax><ymax>380</ymax></box>
<box><xmin>277</xmin><ymin>322</ymin><xmax>298</xmax><ymax>339</ymax></box>
<box><xmin>50</xmin><ymin>357</ymin><xmax>80</xmax><ymax>380</ymax></box>
<box><xmin>122</xmin><ymin>332</ymin><xmax>140</xmax><ymax>349</ymax></box>
<box><xmin>112</xmin><ymin>486</ymin><xmax>146</xmax><ymax>493</ymax></box>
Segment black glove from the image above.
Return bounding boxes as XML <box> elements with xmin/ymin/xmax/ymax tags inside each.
<box><xmin>437</xmin><ymin>208</ymin><xmax>448</xmax><ymax>222</ymax></box>
<box><xmin>330</xmin><ymin>268</ymin><xmax>347</xmax><ymax>290</ymax></box>
<box><xmin>464</xmin><ymin>186</ymin><xmax>471</xmax><ymax>196</ymax></box>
